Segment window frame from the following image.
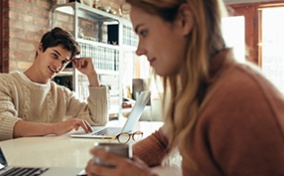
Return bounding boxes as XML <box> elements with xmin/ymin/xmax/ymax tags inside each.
<box><xmin>230</xmin><ymin>0</ymin><xmax>284</xmax><ymax>66</ymax></box>
<box><xmin>0</xmin><ymin>0</ymin><xmax>3</xmax><ymax>73</ymax></box>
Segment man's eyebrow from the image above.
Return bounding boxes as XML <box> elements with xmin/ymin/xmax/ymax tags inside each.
<box><xmin>52</xmin><ymin>49</ymin><xmax>71</xmax><ymax>62</ymax></box>
<box><xmin>53</xmin><ymin>49</ymin><xmax>62</xmax><ymax>57</ymax></box>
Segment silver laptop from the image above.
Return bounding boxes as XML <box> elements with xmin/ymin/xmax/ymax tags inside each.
<box><xmin>70</xmin><ymin>91</ymin><xmax>151</xmax><ymax>139</ymax></box>
<box><xmin>0</xmin><ymin>147</ymin><xmax>84</xmax><ymax>176</ymax></box>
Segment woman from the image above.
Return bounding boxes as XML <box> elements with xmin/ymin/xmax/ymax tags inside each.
<box><xmin>85</xmin><ymin>0</ymin><xmax>284</xmax><ymax>175</ymax></box>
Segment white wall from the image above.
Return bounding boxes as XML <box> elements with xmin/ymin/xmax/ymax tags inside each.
<box><xmin>224</xmin><ymin>0</ymin><xmax>271</xmax><ymax>4</ymax></box>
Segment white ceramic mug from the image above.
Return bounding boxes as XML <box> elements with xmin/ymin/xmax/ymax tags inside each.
<box><xmin>93</xmin><ymin>143</ymin><xmax>132</xmax><ymax>168</ymax></box>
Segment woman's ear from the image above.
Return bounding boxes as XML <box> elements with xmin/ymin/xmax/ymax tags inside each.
<box><xmin>176</xmin><ymin>3</ymin><xmax>194</xmax><ymax>36</ymax></box>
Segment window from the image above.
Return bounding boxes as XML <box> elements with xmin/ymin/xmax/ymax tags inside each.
<box><xmin>222</xmin><ymin>16</ymin><xmax>246</xmax><ymax>63</ymax></box>
<box><xmin>231</xmin><ymin>1</ymin><xmax>284</xmax><ymax>93</ymax></box>
<box><xmin>261</xmin><ymin>6</ymin><xmax>284</xmax><ymax>93</ymax></box>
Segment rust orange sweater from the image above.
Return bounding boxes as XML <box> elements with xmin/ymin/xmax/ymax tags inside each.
<box><xmin>133</xmin><ymin>49</ymin><xmax>284</xmax><ymax>176</ymax></box>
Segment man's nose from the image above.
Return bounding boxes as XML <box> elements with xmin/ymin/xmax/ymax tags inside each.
<box><xmin>53</xmin><ymin>60</ymin><xmax>62</xmax><ymax>70</ymax></box>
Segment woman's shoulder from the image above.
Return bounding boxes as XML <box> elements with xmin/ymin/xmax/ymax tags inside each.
<box><xmin>201</xmin><ymin>57</ymin><xmax>284</xmax><ymax>120</ymax></box>
<box><xmin>210</xmin><ymin>54</ymin><xmax>279</xmax><ymax>99</ymax></box>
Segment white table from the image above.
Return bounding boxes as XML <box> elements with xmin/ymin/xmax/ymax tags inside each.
<box><xmin>0</xmin><ymin>121</ymin><xmax>181</xmax><ymax>176</ymax></box>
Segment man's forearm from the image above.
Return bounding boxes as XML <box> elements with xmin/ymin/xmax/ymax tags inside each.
<box><xmin>13</xmin><ymin>120</ymin><xmax>54</xmax><ymax>138</ymax></box>
<box><xmin>87</xmin><ymin>73</ymin><xmax>100</xmax><ymax>87</ymax></box>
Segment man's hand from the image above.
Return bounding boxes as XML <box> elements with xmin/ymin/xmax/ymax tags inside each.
<box><xmin>14</xmin><ymin>118</ymin><xmax>93</xmax><ymax>138</ymax></box>
<box><xmin>72</xmin><ymin>57</ymin><xmax>96</xmax><ymax>76</ymax></box>
<box><xmin>72</xmin><ymin>57</ymin><xmax>100</xmax><ymax>87</ymax></box>
<box><xmin>51</xmin><ymin>118</ymin><xmax>93</xmax><ymax>135</ymax></box>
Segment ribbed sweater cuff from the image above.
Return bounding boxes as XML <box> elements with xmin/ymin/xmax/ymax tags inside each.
<box><xmin>89</xmin><ymin>85</ymin><xmax>106</xmax><ymax>94</ymax></box>
<box><xmin>0</xmin><ymin>117</ymin><xmax>20</xmax><ymax>141</ymax></box>
<box><xmin>133</xmin><ymin>129</ymin><xmax>168</xmax><ymax>167</ymax></box>
<box><xmin>88</xmin><ymin>85</ymin><xmax>108</xmax><ymax>125</ymax></box>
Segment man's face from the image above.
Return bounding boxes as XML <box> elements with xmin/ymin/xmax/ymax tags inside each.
<box><xmin>35</xmin><ymin>44</ymin><xmax>72</xmax><ymax>82</ymax></box>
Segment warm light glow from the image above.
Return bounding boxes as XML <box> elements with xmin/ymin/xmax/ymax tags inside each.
<box><xmin>261</xmin><ymin>7</ymin><xmax>284</xmax><ymax>93</ymax></box>
<box><xmin>222</xmin><ymin>16</ymin><xmax>246</xmax><ymax>63</ymax></box>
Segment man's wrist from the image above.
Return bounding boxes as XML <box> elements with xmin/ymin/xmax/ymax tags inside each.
<box><xmin>87</xmin><ymin>73</ymin><xmax>100</xmax><ymax>87</ymax></box>
<box><xmin>147</xmin><ymin>171</ymin><xmax>159</xmax><ymax>176</ymax></box>
<box><xmin>47</xmin><ymin>123</ymin><xmax>56</xmax><ymax>134</ymax></box>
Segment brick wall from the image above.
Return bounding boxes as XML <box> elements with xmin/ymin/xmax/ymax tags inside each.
<box><xmin>3</xmin><ymin>0</ymin><xmax>52</xmax><ymax>73</ymax></box>
<box><xmin>3</xmin><ymin>0</ymin><xmax>128</xmax><ymax>73</ymax></box>
<box><xmin>0</xmin><ymin>1</ymin><xmax>4</xmax><ymax>72</ymax></box>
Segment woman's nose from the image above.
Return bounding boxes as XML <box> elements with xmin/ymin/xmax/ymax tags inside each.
<box><xmin>136</xmin><ymin>42</ymin><xmax>146</xmax><ymax>56</ymax></box>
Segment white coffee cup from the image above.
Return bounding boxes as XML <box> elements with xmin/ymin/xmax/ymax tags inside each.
<box><xmin>93</xmin><ymin>142</ymin><xmax>132</xmax><ymax>168</ymax></box>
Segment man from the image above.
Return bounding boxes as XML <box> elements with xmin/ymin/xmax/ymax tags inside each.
<box><xmin>0</xmin><ymin>27</ymin><xmax>108</xmax><ymax>141</ymax></box>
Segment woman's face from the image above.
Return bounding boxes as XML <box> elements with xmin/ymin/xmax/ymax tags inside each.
<box><xmin>130</xmin><ymin>6</ymin><xmax>189</xmax><ymax>77</ymax></box>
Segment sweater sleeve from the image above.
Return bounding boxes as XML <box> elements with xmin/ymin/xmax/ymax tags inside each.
<box><xmin>0</xmin><ymin>75</ymin><xmax>21</xmax><ymax>141</ymax></box>
<box><xmin>133</xmin><ymin>128</ymin><xmax>169</xmax><ymax>167</ymax></box>
<box><xmin>65</xmin><ymin>84</ymin><xmax>108</xmax><ymax>126</ymax></box>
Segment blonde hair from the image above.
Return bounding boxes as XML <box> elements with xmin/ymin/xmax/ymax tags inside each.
<box><xmin>127</xmin><ymin>0</ymin><xmax>227</xmax><ymax>170</ymax></box>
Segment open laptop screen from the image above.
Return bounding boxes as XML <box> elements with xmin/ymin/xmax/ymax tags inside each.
<box><xmin>0</xmin><ymin>147</ymin><xmax>7</xmax><ymax>169</ymax></box>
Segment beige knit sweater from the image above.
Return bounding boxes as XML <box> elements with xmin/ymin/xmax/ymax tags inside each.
<box><xmin>0</xmin><ymin>72</ymin><xmax>108</xmax><ymax>141</ymax></box>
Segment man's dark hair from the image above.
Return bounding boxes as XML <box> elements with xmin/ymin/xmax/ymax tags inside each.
<box><xmin>39</xmin><ymin>27</ymin><xmax>80</xmax><ymax>59</ymax></box>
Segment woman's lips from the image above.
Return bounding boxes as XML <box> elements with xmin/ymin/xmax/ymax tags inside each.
<box><xmin>148</xmin><ymin>58</ymin><xmax>156</xmax><ymax>66</ymax></box>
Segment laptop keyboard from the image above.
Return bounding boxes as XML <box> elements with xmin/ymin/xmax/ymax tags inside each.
<box><xmin>1</xmin><ymin>167</ymin><xmax>48</xmax><ymax>176</ymax></box>
<box><xmin>92</xmin><ymin>127</ymin><xmax>122</xmax><ymax>136</ymax></box>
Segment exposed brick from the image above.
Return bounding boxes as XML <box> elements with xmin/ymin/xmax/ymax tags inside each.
<box><xmin>10</xmin><ymin>30</ymin><xmax>26</xmax><ymax>40</ymax></box>
<box><xmin>27</xmin><ymin>52</ymin><xmax>36</xmax><ymax>61</ymax></box>
<box><xmin>4</xmin><ymin>0</ymin><xmax>128</xmax><ymax>72</ymax></box>
<box><xmin>9</xmin><ymin>1</ymin><xmax>32</xmax><ymax>12</ymax></box>
<box><xmin>42</xmin><ymin>10</ymin><xmax>50</xmax><ymax>18</ymax></box>
<box><xmin>24</xmin><ymin>0</ymin><xmax>34</xmax><ymax>3</ymax></box>
<box><xmin>31</xmin><ymin>6</ymin><xmax>46</xmax><ymax>16</ymax></box>
<box><xmin>52</xmin><ymin>21</ymin><xmax>64</xmax><ymax>28</ymax></box>
<box><xmin>9</xmin><ymin>60</ymin><xmax>18</xmax><ymax>68</ymax></box>
<box><xmin>61</xmin><ymin>25</ymin><xmax>73</xmax><ymax>32</ymax></box>
<box><xmin>25</xmin><ymin>32</ymin><xmax>41</xmax><ymax>42</ymax></box>
<box><xmin>34</xmin><ymin>35</ymin><xmax>42</xmax><ymax>43</ymax></box>
<box><xmin>55</xmin><ymin>13</ymin><xmax>70</xmax><ymax>22</ymax></box>
<box><xmin>37</xmin><ymin>1</ymin><xmax>51</xmax><ymax>10</ymax></box>
<box><xmin>9</xmin><ymin>20</ymin><xmax>25</xmax><ymax>30</ymax></box>
<box><xmin>8</xmin><ymin>11</ymin><xmax>18</xmax><ymax>20</ymax></box>
<box><xmin>25</xmin><ymin>32</ymin><xmax>35</xmax><ymax>41</ymax></box>
<box><xmin>11</xmin><ymin>51</ymin><xmax>26</xmax><ymax>60</ymax></box>
<box><xmin>24</xmin><ymin>23</ymin><xmax>42</xmax><ymax>32</ymax></box>
<box><xmin>9</xmin><ymin>41</ymin><xmax>17</xmax><ymax>49</ymax></box>
<box><xmin>18</xmin><ymin>61</ymin><xmax>33</xmax><ymax>70</ymax></box>
<box><xmin>18</xmin><ymin>41</ymin><xmax>36</xmax><ymax>51</ymax></box>
<box><xmin>34</xmin><ymin>16</ymin><xmax>49</xmax><ymax>26</ymax></box>
<box><xmin>18</xmin><ymin>13</ymin><xmax>34</xmax><ymax>23</ymax></box>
